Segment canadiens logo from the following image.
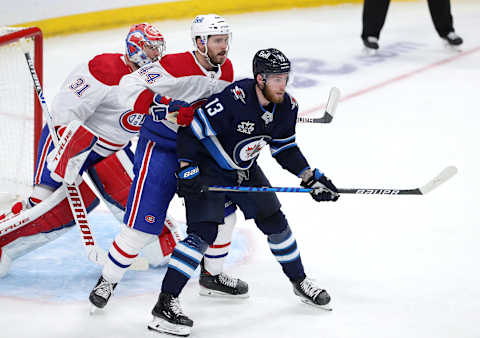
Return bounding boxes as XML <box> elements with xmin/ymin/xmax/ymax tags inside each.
<box><xmin>231</xmin><ymin>86</ymin><xmax>246</xmax><ymax>104</ymax></box>
<box><xmin>237</xmin><ymin>121</ymin><xmax>255</xmax><ymax>135</ymax></box>
<box><xmin>145</xmin><ymin>215</ymin><xmax>156</xmax><ymax>223</ymax></box>
<box><xmin>120</xmin><ymin>110</ymin><xmax>146</xmax><ymax>133</ymax></box>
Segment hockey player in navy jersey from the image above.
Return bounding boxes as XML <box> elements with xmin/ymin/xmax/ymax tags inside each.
<box><xmin>147</xmin><ymin>48</ymin><xmax>340</xmax><ymax>336</ymax></box>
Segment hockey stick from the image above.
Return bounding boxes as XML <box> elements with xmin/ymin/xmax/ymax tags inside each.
<box><xmin>296</xmin><ymin>87</ymin><xmax>340</xmax><ymax>124</ymax></box>
<box><xmin>19</xmin><ymin>38</ymin><xmax>148</xmax><ymax>270</ymax></box>
<box><xmin>205</xmin><ymin>166</ymin><xmax>457</xmax><ymax>196</ymax></box>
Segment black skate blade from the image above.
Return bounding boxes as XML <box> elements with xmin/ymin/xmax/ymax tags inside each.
<box><xmin>300</xmin><ymin>298</ymin><xmax>333</xmax><ymax>311</ymax></box>
<box><xmin>199</xmin><ymin>286</ymin><xmax>249</xmax><ymax>299</ymax></box>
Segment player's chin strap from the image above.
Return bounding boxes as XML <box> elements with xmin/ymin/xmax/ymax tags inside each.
<box><xmin>19</xmin><ymin>38</ymin><xmax>148</xmax><ymax>270</ymax></box>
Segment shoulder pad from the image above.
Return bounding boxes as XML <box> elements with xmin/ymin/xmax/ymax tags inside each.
<box><xmin>229</xmin><ymin>83</ymin><xmax>248</xmax><ymax>105</ymax></box>
<box><xmin>88</xmin><ymin>53</ymin><xmax>132</xmax><ymax>86</ymax></box>
<box><xmin>287</xmin><ymin>93</ymin><xmax>298</xmax><ymax>111</ymax></box>
<box><xmin>220</xmin><ymin>58</ymin><xmax>234</xmax><ymax>82</ymax></box>
<box><xmin>160</xmin><ymin>52</ymin><xmax>204</xmax><ymax>78</ymax></box>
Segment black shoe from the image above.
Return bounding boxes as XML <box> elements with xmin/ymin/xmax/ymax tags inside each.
<box><xmin>443</xmin><ymin>32</ymin><xmax>463</xmax><ymax>46</ymax></box>
<box><xmin>148</xmin><ymin>292</ymin><xmax>193</xmax><ymax>337</ymax></box>
<box><xmin>89</xmin><ymin>275</ymin><xmax>117</xmax><ymax>309</ymax></box>
<box><xmin>199</xmin><ymin>262</ymin><xmax>249</xmax><ymax>298</ymax></box>
<box><xmin>292</xmin><ymin>277</ymin><xmax>331</xmax><ymax>306</ymax></box>
<box><xmin>362</xmin><ymin>36</ymin><xmax>379</xmax><ymax>50</ymax></box>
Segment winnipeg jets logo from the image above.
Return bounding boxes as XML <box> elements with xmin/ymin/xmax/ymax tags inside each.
<box><xmin>237</xmin><ymin>121</ymin><xmax>255</xmax><ymax>135</ymax></box>
<box><xmin>231</xmin><ymin>86</ymin><xmax>246</xmax><ymax>104</ymax></box>
<box><xmin>238</xmin><ymin>138</ymin><xmax>267</xmax><ymax>161</ymax></box>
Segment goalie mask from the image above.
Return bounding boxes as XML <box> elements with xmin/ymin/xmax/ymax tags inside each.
<box><xmin>191</xmin><ymin>14</ymin><xmax>232</xmax><ymax>67</ymax></box>
<box><xmin>126</xmin><ymin>23</ymin><xmax>165</xmax><ymax>68</ymax></box>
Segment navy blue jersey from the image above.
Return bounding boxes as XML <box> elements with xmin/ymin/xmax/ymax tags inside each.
<box><xmin>177</xmin><ymin>78</ymin><xmax>310</xmax><ymax>176</ymax></box>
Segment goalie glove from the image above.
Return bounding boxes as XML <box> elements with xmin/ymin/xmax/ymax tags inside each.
<box><xmin>300</xmin><ymin>168</ymin><xmax>340</xmax><ymax>202</ymax></box>
<box><xmin>47</xmin><ymin>120</ymin><xmax>98</xmax><ymax>184</ymax></box>
<box><xmin>150</xmin><ymin>94</ymin><xmax>194</xmax><ymax>126</ymax></box>
<box><xmin>175</xmin><ymin>163</ymin><xmax>203</xmax><ymax>197</ymax></box>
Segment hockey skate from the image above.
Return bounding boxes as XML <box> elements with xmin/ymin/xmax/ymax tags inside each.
<box><xmin>89</xmin><ymin>275</ymin><xmax>117</xmax><ymax>313</ymax></box>
<box><xmin>148</xmin><ymin>292</ymin><xmax>193</xmax><ymax>337</ymax></box>
<box><xmin>292</xmin><ymin>277</ymin><xmax>332</xmax><ymax>311</ymax></box>
<box><xmin>199</xmin><ymin>261</ymin><xmax>249</xmax><ymax>298</ymax></box>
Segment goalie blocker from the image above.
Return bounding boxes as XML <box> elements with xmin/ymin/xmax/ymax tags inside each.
<box><xmin>0</xmin><ymin>149</ymin><xmax>181</xmax><ymax>277</ymax></box>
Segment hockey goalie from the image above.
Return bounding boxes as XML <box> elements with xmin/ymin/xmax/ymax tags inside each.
<box><xmin>0</xmin><ymin>23</ymin><xmax>182</xmax><ymax>277</ymax></box>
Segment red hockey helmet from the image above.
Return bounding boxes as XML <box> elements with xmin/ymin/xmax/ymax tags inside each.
<box><xmin>125</xmin><ymin>23</ymin><xmax>165</xmax><ymax>67</ymax></box>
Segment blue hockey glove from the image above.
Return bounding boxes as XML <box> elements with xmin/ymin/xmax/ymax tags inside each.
<box><xmin>300</xmin><ymin>169</ymin><xmax>339</xmax><ymax>202</ymax></box>
<box><xmin>175</xmin><ymin>163</ymin><xmax>203</xmax><ymax>197</ymax></box>
<box><xmin>150</xmin><ymin>94</ymin><xmax>191</xmax><ymax>124</ymax></box>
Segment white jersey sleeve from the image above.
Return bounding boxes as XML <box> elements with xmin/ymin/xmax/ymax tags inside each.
<box><xmin>118</xmin><ymin>51</ymin><xmax>234</xmax><ymax>115</ymax></box>
<box><xmin>51</xmin><ymin>62</ymin><xmax>110</xmax><ymax>127</ymax></box>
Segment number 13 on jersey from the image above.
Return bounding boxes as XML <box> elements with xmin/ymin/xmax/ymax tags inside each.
<box><xmin>205</xmin><ymin>97</ymin><xmax>224</xmax><ymax>116</ymax></box>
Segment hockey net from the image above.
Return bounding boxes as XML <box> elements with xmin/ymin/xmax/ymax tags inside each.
<box><xmin>0</xmin><ymin>27</ymin><xmax>43</xmax><ymax>208</ymax></box>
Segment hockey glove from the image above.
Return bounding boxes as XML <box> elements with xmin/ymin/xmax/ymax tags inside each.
<box><xmin>301</xmin><ymin>169</ymin><xmax>340</xmax><ymax>202</ymax></box>
<box><xmin>150</xmin><ymin>94</ymin><xmax>192</xmax><ymax>126</ymax></box>
<box><xmin>175</xmin><ymin>163</ymin><xmax>203</xmax><ymax>197</ymax></box>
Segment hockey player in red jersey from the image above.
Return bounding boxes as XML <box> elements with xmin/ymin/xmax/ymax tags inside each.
<box><xmin>0</xmin><ymin>23</ymin><xmax>183</xmax><ymax>277</ymax></box>
<box><xmin>88</xmin><ymin>14</ymin><xmax>249</xmax><ymax>312</ymax></box>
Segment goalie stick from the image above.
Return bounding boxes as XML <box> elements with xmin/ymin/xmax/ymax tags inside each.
<box><xmin>205</xmin><ymin>166</ymin><xmax>457</xmax><ymax>196</ymax></box>
<box><xmin>296</xmin><ymin>87</ymin><xmax>340</xmax><ymax>124</ymax></box>
<box><xmin>19</xmin><ymin>38</ymin><xmax>148</xmax><ymax>270</ymax></box>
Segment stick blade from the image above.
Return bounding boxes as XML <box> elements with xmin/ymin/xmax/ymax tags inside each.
<box><xmin>419</xmin><ymin>165</ymin><xmax>458</xmax><ymax>194</ymax></box>
<box><xmin>315</xmin><ymin>87</ymin><xmax>341</xmax><ymax>123</ymax></box>
<box><xmin>325</xmin><ymin>87</ymin><xmax>340</xmax><ymax>118</ymax></box>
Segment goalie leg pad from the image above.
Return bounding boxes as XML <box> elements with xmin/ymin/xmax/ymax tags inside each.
<box><xmin>0</xmin><ymin>180</ymin><xmax>99</xmax><ymax>263</ymax></box>
<box><xmin>87</xmin><ymin>146</ymin><xmax>134</xmax><ymax>222</ymax></box>
<box><xmin>103</xmin><ymin>224</ymin><xmax>154</xmax><ymax>283</ymax></box>
<box><xmin>47</xmin><ymin>120</ymin><xmax>98</xmax><ymax>184</ymax></box>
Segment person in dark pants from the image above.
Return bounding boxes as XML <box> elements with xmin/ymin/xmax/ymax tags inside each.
<box><xmin>361</xmin><ymin>0</ymin><xmax>463</xmax><ymax>50</ymax></box>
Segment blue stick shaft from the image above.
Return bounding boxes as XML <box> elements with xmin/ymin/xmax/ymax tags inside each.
<box><xmin>207</xmin><ymin>186</ymin><xmax>312</xmax><ymax>193</ymax></box>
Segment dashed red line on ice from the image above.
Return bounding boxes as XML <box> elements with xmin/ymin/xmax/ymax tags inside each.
<box><xmin>299</xmin><ymin>45</ymin><xmax>480</xmax><ymax>117</ymax></box>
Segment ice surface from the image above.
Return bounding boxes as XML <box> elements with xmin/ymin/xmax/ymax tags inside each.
<box><xmin>1</xmin><ymin>2</ymin><xmax>479</xmax><ymax>337</ymax></box>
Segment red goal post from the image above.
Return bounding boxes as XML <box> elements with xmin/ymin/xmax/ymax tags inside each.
<box><xmin>0</xmin><ymin>27</ymin><xmax>43</xmax><ymax>205</ymax></box>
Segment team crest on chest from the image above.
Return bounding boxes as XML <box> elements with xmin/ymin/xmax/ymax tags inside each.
<box><xmin>231</xmin><ymin>86</ymin><xmax>246</xmax><ymax>104</ymax></box>
<box><xmin>237</xmin><ymin>121</ymin><xmax>255</xmax><ymax>134</ymax></box>
<box><xmin>120</xmin><ymin>110</ymin><xmax>146</xmax><ymax>133</ymax></box>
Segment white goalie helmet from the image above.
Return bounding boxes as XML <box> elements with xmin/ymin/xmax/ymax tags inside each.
<box><xmin>191</xmin><ymin>14</ymin><xmax>232</xmax><ymax>65</ymax></box>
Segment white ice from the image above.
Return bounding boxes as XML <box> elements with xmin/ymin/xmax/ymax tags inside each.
<box><xmin>1</xmin><ymin>1</ymin><xmax>480</xmax><ymax>337</ymax></box>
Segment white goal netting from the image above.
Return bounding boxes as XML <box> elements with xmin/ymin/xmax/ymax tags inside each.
<box><xmin>0</xmin><ymin>27</ymin><xmax>42</xmax><ymax>209</ymax></box>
